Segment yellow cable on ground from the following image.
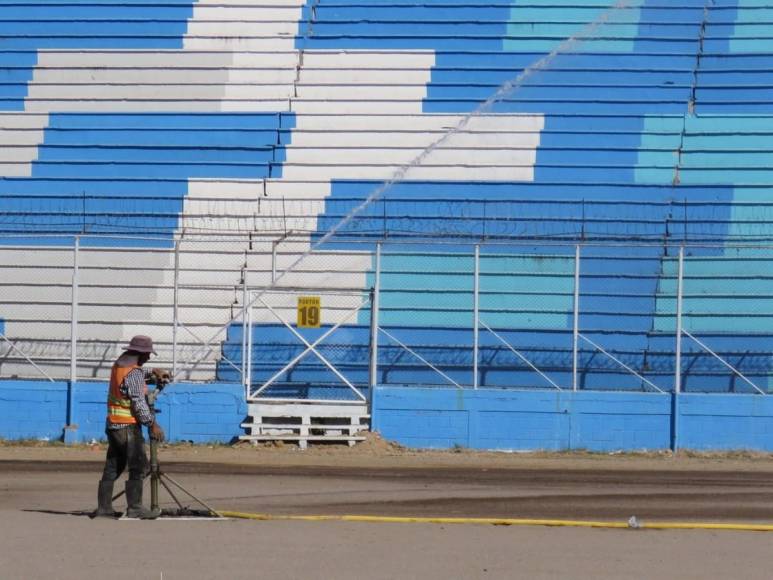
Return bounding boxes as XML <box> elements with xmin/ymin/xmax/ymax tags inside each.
<box><xmin>216</xmin><ymin>511</ymin><xmax>773</xmax><ymax>532</ymax></box>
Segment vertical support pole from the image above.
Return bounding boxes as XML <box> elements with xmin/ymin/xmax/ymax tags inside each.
<box><xmin>246</xmin><ymin>302</ymin><xmax>253</xmax><ymax>398</ymax></box>
<box><xmin>271</xmin><ymin>239</ymin><xmax>278</xmax><ymax>284</ymax></box>
<box><xmin>473</xmin><ymin>244</ymin><xmax>480</xmax><ymax>389</ymax></box>
<box><xmin>367</xmin><ymin>287</ymin><xmax>376</xmax><ymax>403</ymax></box>
<box><xmin>242</xmin><ymin>280</ymin><xmax>248</xmax><ymax>399</ymax></box>
<box><xmin>572</xmin><ymin>244</ymin><xmax>580</xmax><ymax>392</ymax></box>
<box><xmin>69</xmin><ymin>235</ymin><xmax>79</xmax><ymax>386</ymax></box>
<box><xmin>65</xmin><ymin>235</ymin><xmax>79</xmax><ymax>443</ymax></box>
<box><xmin>673</xmin><ymin>245</ymin><xmax>685</xmax><ymax>452</ymax></box>
<box><xmin>369</xmin><ymin>242</ymin><xmax>381</xmax><ymax>404</ymax></box>
<box><xmin>675</xmin><ymin>245</ymin><xmax>684</xmax><ymax>395</ymax></box>
<box><xmin>171</xmin><ymin>238</ymin><xmax>180</xmax><ymax>378</ymax></box>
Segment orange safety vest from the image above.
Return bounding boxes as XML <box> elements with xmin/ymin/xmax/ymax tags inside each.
<box><xmin>106</xmin><ymin>364</ymin><xmax>147</xmax><ymax>425</ymax></box>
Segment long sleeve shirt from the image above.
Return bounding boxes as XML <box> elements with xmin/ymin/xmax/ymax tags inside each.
<box><xmin>107</xmin><ymin>364</ymin><xmax>155</xmax><ymax>430</ymax></box>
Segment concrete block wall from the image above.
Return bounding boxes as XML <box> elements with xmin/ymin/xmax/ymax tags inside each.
<box><xmin>5</xmin><ymin>380</ymin><xmax>773</xmax><ymax>451</ymax></box>
<box><xmin>570</xmin><ymin>392</ymin><xmax>671</xmax><ymax>451</ymax></box>
<box><xmin>0</xmin><ymin>381</ymin><xmax>67</xmax><ymax>441</ymax></box>
<box><xmin>371</xmin><ymin>387</ymin><xmax>772</xmax><ymax>452</ymax></box>
<box><xmin>0</xmin><ymin>380</ymin><xmax>246</xmax><ymax>444</ymax></box>
<box><xmin>678</xmin><ymin>394</ymin><xmax>773</xmax><ymax>451</ymax></box>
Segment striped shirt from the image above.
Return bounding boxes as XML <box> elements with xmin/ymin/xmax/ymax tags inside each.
<box><xmin>107</xmin><ymin>365</ymin><xmax>155</xmax><ymax>430</ymax></box>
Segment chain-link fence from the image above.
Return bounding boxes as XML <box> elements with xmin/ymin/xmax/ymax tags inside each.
<box><xmin>237</xmin><ymin>241</ymin><xmax>773</xmax><ymax>399</ymax></box>
<box><xmin>0</xmin><ymin>234</ymin><xmax>259</xmax><ymax>383</ymax></box>
<box><xmin>367</xmin><ymin>242</ymin><xmax>773</xmax><ymax>395</ymax></box>
<box><xmin>2</xmin><ymin>235</ymin><xmax>772</xmax><ymax>397</ymax></box>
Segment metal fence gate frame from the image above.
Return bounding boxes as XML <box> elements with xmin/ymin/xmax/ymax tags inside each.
<box><xmin>242</xmin><ymin>288</ymin><xmax>372</xmax><ymax>403</ymax></box>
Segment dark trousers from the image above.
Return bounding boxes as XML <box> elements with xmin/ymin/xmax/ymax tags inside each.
<box><xmin>100</xmin><ymin>424</ymin><xmax>148</xmax><ymax>482</ymax></box>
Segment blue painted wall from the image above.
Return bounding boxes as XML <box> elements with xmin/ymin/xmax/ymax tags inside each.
<box><xmin>679</xmin><ymin>394</ymin><xmax>773</xmax><ymax>451</ymax></box>
<box><xmin>0</xmin><ymin>380</ymin><xmax>246</xmax><ymax>444</ymax></box>
<box><xmin>5</xmin><ymin>380</ymin><xmax>773</xmax><ymax>452</ymax></box>
<box><xmin>372</xmin><ymin>386</ymin><xmax>773</xmax><ymax>452</ymax></box>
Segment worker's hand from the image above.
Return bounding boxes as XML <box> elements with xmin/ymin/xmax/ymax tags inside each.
<box><xmin>150</xmin><ymin>368</ymin><xmax>171</xmax><ymax>385</ymax></box>
<box><xmin>150</xmin><ymin>421</ymin><xmax>165</xmax><ymax>442</ymax></box>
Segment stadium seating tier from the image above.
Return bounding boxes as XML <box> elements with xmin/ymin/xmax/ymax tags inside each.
<box><xmin>1</xmin><ymin>0</ymin><xmax>773</xmax><ymax>393</ymax></box>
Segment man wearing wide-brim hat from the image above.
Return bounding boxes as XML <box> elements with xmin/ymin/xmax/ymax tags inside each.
<box><xmin>93</xmin><ymin>335</ymin><xmax>168</xmax><ymax>519</ymax></box>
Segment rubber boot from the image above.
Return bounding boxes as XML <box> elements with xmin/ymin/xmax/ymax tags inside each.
<box><xmin>91</xmin><ymin>480</ymin><xmax>119</xmax><ymax>519</ymax></box>
<box><xmin>124</xmin><ymin>480</ymin><xmax>160</xmax><ymax>519</ymax></box>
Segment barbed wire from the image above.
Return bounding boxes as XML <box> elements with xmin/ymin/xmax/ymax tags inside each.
<box><xmin>4</xmin><ymin>196</ymin><xmax>773</xmax><ymax>242</ymax></box>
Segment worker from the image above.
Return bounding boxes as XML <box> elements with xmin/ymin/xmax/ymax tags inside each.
<box><xmin>92</xmin><ymin>335</ymin><xmax>167</xmax><ymax>519</ymax></box>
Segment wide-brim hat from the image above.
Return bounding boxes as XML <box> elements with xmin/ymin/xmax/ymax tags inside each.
<box><xmin>125</xmin><ymin>335</ymin><xmax>157</xmax><ymax>355</ymax></box>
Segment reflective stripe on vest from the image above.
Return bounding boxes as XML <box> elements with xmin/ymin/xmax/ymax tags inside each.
<box><xmin>107</xmin><ymin>364</ymin><xmax>145</xmax><ymax>425</ymax></box>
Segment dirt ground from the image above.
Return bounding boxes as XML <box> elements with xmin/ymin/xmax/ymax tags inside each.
<box><xmin>3</xmin><ymin>438</ymin><xmax>773</xmax><ymax>579</ymax></box>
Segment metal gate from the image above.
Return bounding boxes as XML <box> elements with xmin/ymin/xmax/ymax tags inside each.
<box><xmin>241</xmin><ymin>287</ymin><xmax>373</xmax><ymax>404</ymax></box>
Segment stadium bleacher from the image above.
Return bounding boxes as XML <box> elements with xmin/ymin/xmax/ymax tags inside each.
<box><xmin>0</xmin><ymin>0</ymin><xmax>772</xmax><ymax>395</ymax></box>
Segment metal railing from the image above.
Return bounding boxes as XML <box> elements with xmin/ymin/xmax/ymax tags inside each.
<box><xmin>241</xmin><ymin>241</ymin><xmax>773</xmax><ymax>399</ymax></box>
<box><xmin>2</xmin><ymin>234</ymin><xmax>773</xmax><ymax>397</ymax></box>
<box><xmin>0</xmin><ymin>233</ymin><xmax>310</xmax><ymax>383</ymax></box>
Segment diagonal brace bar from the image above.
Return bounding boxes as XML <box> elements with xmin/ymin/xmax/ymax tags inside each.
<box><xmin>179</xmin><ymin>321</ymin><xmax>242</xmax><ymax>376</ymax></box>
<box><xmin>379</xmin><ymin>328</ymin><xmax>463</xmax><ymax>389</ymax></box>
<box><xmin>579</xmin><ymin>334</ymin><xmax>664</xmax><ymax>394</ymax></box>
<box><xmin>0</xmin><ymin>332</ymin><xmax>55</xmax><ymax>382</ymax></box>
<box><xmin>480</xmin><ymin>321</ymin><xmax>562</xmax><ymax>391</ymax></box>
<box><xmin>683</xmin><ymin>330</ymin><xmax>765</xmax><ymax>395</ymax></box>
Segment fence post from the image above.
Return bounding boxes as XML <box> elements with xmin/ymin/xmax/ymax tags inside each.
<box><xmin>473</xmin><ymin>244</ymin><xmax>480</xmax><ymax>389</ymax></box>
<box><xmin>271</xmin><ymin>238</ymin><xmax>278</xmax><ymax>283</ymax></box>
<box><xmin>65</xmin><ymin>235</ymin><xmax>80</xmax><ymax>444</ymax></box>
<box><xmin>368</xmin><ymin>242</ymin><xmax>381</xmax><ymax>404</ymax></box>
<box><xmin>242</xmin><ymin>280</ymin><xmax>248</xmax><ymax>399</ymax></box>
<box><xmin>69</xmin><ymin>235</ymin><xmax>79</xmax><ymax>386</ymax></box>
<box><xmin>172</xmin><ymin>237</ymin><xmax>180</xmax><ymax>378</ymax></box>
<box><xmin>673</xmin><ymin>245</ymin><xmax>685</xmax><ymax>452</ymax></box>
<box><xmin>572</xmin><ymin>244</ymin><xmax>580</xmax><ymax>392</ymax></box>
<box><xmin>675</xmin><ymin>245</ymin><xmax>684</xmax><ymax>395</ymax></box>
<box><xmin>246</xmin><ymin>302</ymin><xmax>253</xmax><ymax>396</ymax></box>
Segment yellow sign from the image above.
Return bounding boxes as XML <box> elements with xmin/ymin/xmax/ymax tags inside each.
<box><xmin>297</xmin><ymin>296</ymin><xmax>321</xmax><ymax>328</ymax></box>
